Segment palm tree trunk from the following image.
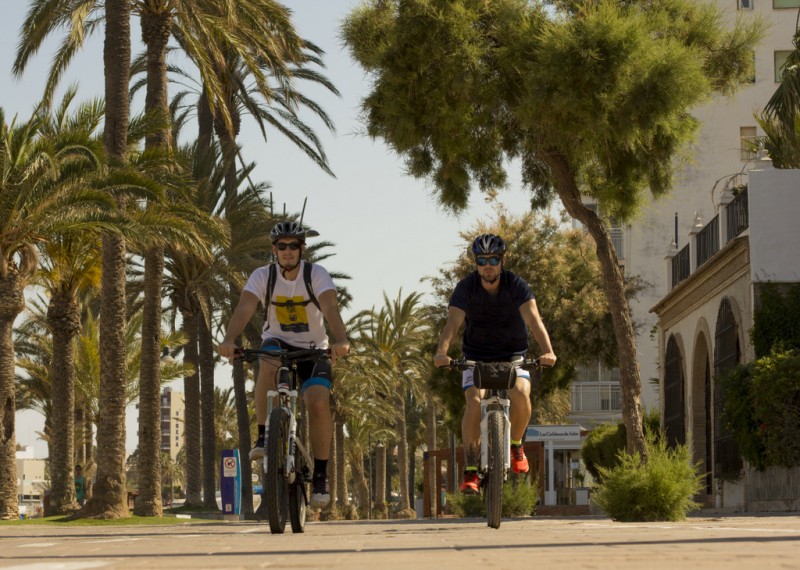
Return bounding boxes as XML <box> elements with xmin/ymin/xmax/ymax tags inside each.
<box><xmin>135</xmin><ymin>246</ymin><xmax>165</xmax><ymax>516</ymax></box>
<box><xmin>0</xmin><ymin>271</ymin><xmax>24</xmax><ymax>520</ymax></box>
<box><xmin>181</xmin><ymin>305</ymin><xmax>202</xmax><ymax>506</ymax></box>
<box><xmin>546</xmin><ymin>151</ymin><xmax>646</xmax><ymax>459</ymax></box>
<box><xmin>325</xmin><ymin>425</ymin><xmax>338</xmax><ymax>516</ymax></box>
<box><xmin>135</xmin><ymin>6</ymin><xmax>172</xmax><ymax>518</ymax></box>
<box><xmin>373</xmin><ymin>442</ymin><xmax>387</xmax><ymax>519</ymax></box>
<box><xmin>84</xmin><ymin>421</ymin><xmax>95</xmax><ymax>502</ymax></box>
<box><xmin>335</xmin><ymin>415</ymin><xmax>348</xmax><ymax>508</ymax></box>
<box><xmin>86</xmin><ymin>0</ymin><xmax>132</xmax><ymax>519</ymax></box>
<box><xmin>231</xmin><ymin>359</ymin><xmax>253</xmax><ymax>514</ymax></box>
<box><xmin>350</xmin><ymin>445</ymin><xmax>369</xmax><ymax>516</ymax></box>
<box><xmin>426</xmin><ymin>399</ymin><xmax>437</xmax><ymax>517</ymax></box>
<box><xmin>75</xmin><ymin>408</ymin><xmax>86</xmax><ymax>466</ymax></box>
<box><xmin>197</xmin><ymin>301</ymin><xmax>218</xmax><ymax>510</ymax></box>
<box><xmin>46</xmin><ymin>290</ymin><xmax>81</xmax><ymax>514</ymax></box>
<box><xmin>395</xmin><ymin>400</ymin><xmax>410</xmax><ymax>511</ymax></box>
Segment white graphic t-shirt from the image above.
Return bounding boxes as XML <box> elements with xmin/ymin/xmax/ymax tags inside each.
<box><xmin>243</xmin><ymin>261</ymin><xmax>336</xmax><ymax>348</ymax></box>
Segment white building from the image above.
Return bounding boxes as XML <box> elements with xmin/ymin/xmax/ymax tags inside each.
<box><xmin>16</xmin><ymin>446</ymin><xmax>46</xmax><ymax>518</ymax></box>
<box><xmin>160</xmin><ymin>387</ymin><xmax>185</xmax><ymax>461</ymax></box>
<box><xmin>606</xmin><ymin>0</ymin><xmax>797</xmax><ymax>415</ymax></box>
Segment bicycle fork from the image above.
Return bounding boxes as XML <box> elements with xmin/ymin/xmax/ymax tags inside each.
<box><xmin>479</xmin><ymin>394</ymin><xmax>512</xmax><ymax>473</ymax></box>
<box><xmin>264</xmin><ymin>366</ymin><xmax>299</xmax><ymax>477</ymax></box>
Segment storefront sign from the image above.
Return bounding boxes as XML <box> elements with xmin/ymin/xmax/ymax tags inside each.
<box><xmin>526</xmin><ymin>425</ymin><xmax>582</xmax><ymax>442</ymax></box>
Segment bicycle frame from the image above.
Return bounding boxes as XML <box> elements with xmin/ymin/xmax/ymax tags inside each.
<box><xmin>480</xmin><ymin>391</ymin><xmax>512</xmax><ymax>475</ymax></box>
<box><xmin>264</xmin><ymin>363</ymin><xmax>313</xmax><ymax>484</ymax></box>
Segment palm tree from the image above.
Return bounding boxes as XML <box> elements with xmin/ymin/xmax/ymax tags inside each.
<box><xmin>350</xmin><ymin>292</ymin><xmax>431</xmax><ymax>514</ymax></box>
<box><xmin>0</xmin><ymin>103</ymin><xmax>126</xmax><ymax>519</ymax></box>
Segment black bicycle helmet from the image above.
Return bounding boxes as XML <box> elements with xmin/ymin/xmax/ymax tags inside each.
<box><xmin>471</xmin><ymin>233</ymin><xmax>506</xmax><ymax>256</ymax></box>
<box><xmin>270</xmin><ymin>221</ymin><xmax>319</xmax><ymax>243</ymax></box>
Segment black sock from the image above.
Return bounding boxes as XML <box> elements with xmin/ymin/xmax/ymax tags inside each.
<box><xmin>314</xmin><ymin>459</ymin><xmax>328</xmax><ymax>477</ymax></box>
<box><xmin>258</xmin><ymin>425</ymin><xmax>265</xmax><ymax>438</ymax></box>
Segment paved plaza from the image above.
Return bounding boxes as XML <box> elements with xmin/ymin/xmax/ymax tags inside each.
<box><xmin>2</xmin><ymin>513</ymin><xmax>799</xmax><ymax>569</ymax></box>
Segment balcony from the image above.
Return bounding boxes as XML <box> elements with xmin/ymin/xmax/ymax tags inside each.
<box><xmin>668</xmin><ymin>187</ymin><xmax>749</xmax><ymax>290</ymax></box>
<box><xmin>570</xmin><ymin>382</ymin><xmax>622</xmax><ymax>413</ymax></box>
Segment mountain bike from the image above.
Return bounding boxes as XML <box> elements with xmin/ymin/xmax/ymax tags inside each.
<box><xmin>237</xmin><ymin>346</ymin><xmax>330</xmax><ymax>534</ymax></box>
<box><xmin>445</xmin><ymin>357</ymin><xmax>540</xmax><ymax>529</ymax></box>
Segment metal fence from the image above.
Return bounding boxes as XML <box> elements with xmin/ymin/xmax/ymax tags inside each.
<box><xmin>570</xmin><ymin>382</ymin><xmax>622</xmax><ymax>413</ymax></box>
<box><xmin>696</xmin><ymin>214</ymin><xmax>720</xmax><ymax>268</ymax></box>
<box><xmin>671</xmin><ymin>244</ymin><xmax>690</xmax><ymax>288</ymax></box>
<box><xmin>726</xmin><ymin>188</ymin><xmax>749</xmax><ymax>242</ymax></box>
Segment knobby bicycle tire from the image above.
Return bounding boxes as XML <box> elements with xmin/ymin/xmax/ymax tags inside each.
<box><xmin>288</xmin><ymin>419</ymin><xmax>308</xmax><ymax>533</ymax></box>
<box><xmin>265</xmin><ymin>407</ymin><xmax>290</xmax><ymax>534</ymax></box>
<box><xmin>486</xmin><ymin>409</ymin><xmax>504</xmax><ymax>529</ymax></box>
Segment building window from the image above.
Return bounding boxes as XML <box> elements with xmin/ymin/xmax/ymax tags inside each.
<box><xmin>739</xmin><ymin>126</ymin><xmax>757</xmax><ymax>161</ymax></box>
<box><xmin>738</xmin><ymin>0</ymin><xmax>753</xmax><ymax>8</ymax></box>
<box><xmin>775</xmin><ymin>50</ymin><xmax>793</xmax><ymax>83</ymax></box>
<box><xmin>773</xmin><ymin>0</ymin><xmax>800</xmax><ymax>7</ymax></box>
<box><xmin>663</xmin><ymin>335</ymin><xmax>686</xmax><ymax>448</ymax></box>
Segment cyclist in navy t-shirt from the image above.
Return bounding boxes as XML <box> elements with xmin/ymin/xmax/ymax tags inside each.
<box><xmin>433</xmin><ymin>234</ymin><xmax>557</xmax><ymax>494</ymax></box>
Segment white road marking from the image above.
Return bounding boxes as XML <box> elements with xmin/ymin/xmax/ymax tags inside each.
<box><xmin>1</xmin><ymin>562</ymin><xmax>109</xmax><ymax>570</ymax></box>
<box><xmin>16</xmin><ymin>544</ymin><xmax>56</xmax><ymax>548</ymax></box>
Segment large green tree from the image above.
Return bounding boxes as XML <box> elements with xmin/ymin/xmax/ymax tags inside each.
<box><xmin>343</xmin><ymin>0</ymin><xmax>763</xmax><ymax>457</ymax></box>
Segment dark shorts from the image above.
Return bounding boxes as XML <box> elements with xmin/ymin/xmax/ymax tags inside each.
<box><xmin>260</xmin><ymin>338</ymin><xmax>333</xmax><ymax>393</ymax></box>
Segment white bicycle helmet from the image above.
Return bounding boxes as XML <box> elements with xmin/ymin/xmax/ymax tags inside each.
<box><xmin>270</xmin><ymin>221</ymin><xmax>319</xmax><ymax>243</ymax></box>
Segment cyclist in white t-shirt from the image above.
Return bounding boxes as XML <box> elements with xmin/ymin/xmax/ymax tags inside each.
<box><xmin>218</xmin><ymin>222</ymin><xmax>350</xmax><ymax>508</ymax></box>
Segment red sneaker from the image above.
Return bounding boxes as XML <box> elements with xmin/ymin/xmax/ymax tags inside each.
<box><xmin>459</xmin><ymin>471</ymin><xmax>480</xmax><ymax>494</ymax></box>
<box><xmin>511</xmin><ymin>445</ymin><xmax>529</xmax><ymax>474</ymax></box>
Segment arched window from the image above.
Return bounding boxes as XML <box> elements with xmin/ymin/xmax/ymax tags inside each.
<box><xmin>714</xmin><ymin>297</ymin><xmax>743</xmax><ymax>478</ymax></box>
<box><xmin>664</xmin><ymin>335</ymin><xmax>686</xmax><ymax>448</ymax></box>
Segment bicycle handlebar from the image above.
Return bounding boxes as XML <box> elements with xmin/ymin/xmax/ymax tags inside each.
<box><xmin>442</xmin><ymin>357</ymin><xmax>542</xmax><ymax>372</ymax></box>
<box><xmin>235</xmin><ymin>347</ymin><xmax>331</xmax><ymax>364</ymax></box>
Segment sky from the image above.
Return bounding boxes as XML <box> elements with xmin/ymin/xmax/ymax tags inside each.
<box><xmin>3</xmin><ymin>1</ymin><xmax>540</xmax><ymax>457</ymax></box>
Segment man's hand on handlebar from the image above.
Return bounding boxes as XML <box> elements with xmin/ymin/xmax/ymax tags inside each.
<box><xmin>217</xmin><ymin>340</ymin><xmax>238</xmax><ymax>362</ymax></box>
<box><xmin>539</xmin><ymin>351</ymin><xmax>557</xmax><ymax>367</ymax></box>
<box><xmin>433</xmin><ymin>353</ymin><xmax>451</xmax><ymax>368</ymax></box>
<box><xmin>330</xmin><ymin>340</ymin><xmax>350</xmax><ymax>363</ymax></box>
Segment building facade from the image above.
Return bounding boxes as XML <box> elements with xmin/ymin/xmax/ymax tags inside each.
<box><xmin>160</xmin><ymin>387</ymin><xmax>185</xmax><ymax>461</ymax></box>
<box><xmin>605</xmin><ymin>0</ymin><xmax>798</xmax><ymax>416</ymax></box>
<box><xmin>652</xmin><ymin>163</ymin><xmax>800</xmax><ymax>511</ymax></box>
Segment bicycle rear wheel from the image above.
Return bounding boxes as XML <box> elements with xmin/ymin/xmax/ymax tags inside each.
<box><xmin>288</xmin><ymin>420</ymin><xmax>308</xmax><ymax>533</ymax></box>
<box><xmin>265</xmin><ymin>407</ymin><xmax>290</xmax><ymax>534</ymax></box>
<box><xmin>486</xmin><ymin>410</ymin><xmax>504</xmax><ymax>529</ymax></box>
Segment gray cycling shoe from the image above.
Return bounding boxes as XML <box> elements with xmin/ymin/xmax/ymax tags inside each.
<box><xmin>249</xmin><ymin>434</ymin><xmax>265</xmax><ymax>461</ymax></box>
<box><xmin>311</xmin><ymin>473</ymin><xmax>330</xmax><ymax>508</ymax></box>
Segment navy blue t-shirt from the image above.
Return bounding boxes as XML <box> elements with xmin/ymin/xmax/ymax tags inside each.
<box><xmin>449</xmin><ymin>270</ymin><xmax>535</xmax><ymax>361</ymax></box>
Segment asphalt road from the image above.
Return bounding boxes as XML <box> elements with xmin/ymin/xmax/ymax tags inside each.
<box><xmin>2</xmin><ymin>514</ymin><xmax>799</xmax><ymax>569</ymax></box>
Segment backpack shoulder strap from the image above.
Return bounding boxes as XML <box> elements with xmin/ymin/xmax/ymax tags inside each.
<box><xmin>304</xmin><ymin>262</ymin><xmax>321</xmax><ymax>311</ymax></box>
<box><xmin>263</xmin><ymin>263</ymin><xmax>278</xmax><ymax>326</ymax></box>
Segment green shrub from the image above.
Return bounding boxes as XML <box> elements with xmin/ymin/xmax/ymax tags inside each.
<box><xmin>719</xmin><ymin>349</ymin><xmax>800</xmax><ymax>470</ymax></box>
<box><xmin>582</xmin><ymin>410</ymin><xmax>660</xmax><ymax>481</ymax></box>
<box><xmin>582</xmin><ymin>423</ymin><xmax>626</xmax><ymax>481</ymax></box>
<box><xmin>592</xmin><ymin>434</ymin><xmax>702</xmax><ymax>522</ymax></box>
<box><xmin>446</xmin><ymin>477</ymin><xmax>538</xmax><ymax>518</ymax></box>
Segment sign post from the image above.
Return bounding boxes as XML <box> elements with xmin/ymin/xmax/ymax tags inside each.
<box><xmin>220</xmin><ymin>449</ymin><xmax>242</xmax><ymax>520</ymax></box>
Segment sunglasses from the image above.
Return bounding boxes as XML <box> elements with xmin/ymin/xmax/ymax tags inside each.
<box><xmin>476</xmin><ymin>256</ymin><xmax>501</xmax><ymax>267</ymax></box>
<box><xmin>275</xmin><ymin>242</ymin><xmax>302</xmax><ymax>251</ymax></box>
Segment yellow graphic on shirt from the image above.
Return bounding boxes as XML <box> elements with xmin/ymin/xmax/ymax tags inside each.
<box><xmin>274</xmin><ymin>295</ymin><xmax>310</xmax><ymax>333</ymax></box>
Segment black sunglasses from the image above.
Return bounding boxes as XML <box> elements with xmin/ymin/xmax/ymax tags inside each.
<box><xmin>476</xmin><ymin>256</ymin><xmax>501</xmax><ymax>267</ymax></box>
<box><xmin>275</xmin><ymin>241</ymin><xmax>302</xmax><ymax>251</ymax></box>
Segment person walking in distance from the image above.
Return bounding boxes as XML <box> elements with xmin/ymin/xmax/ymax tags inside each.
<box><xmin>217</xmin><ymin>222</ymin><xmax>350</xmax><ymax>507</ymax></box>
<box><xmin>433</xmin><ymin>234</ymin><xmax>557</xmax><ymax>493</ymax></box>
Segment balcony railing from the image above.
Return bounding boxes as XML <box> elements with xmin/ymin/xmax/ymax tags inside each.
<box><xmin>696</xmin><ymin>214</ymin><xmax>719</xmax><ymax>268</ymax></box>
<box><xmin>726</xmin><ymin>188</ymin><xmax>749</xmax><ymax>242</ymax></box>
<box><xmin>570</xmin><ymin>382</ymin><xmax>622</xmax><ymax>413</ymax></box>
<box><xmin>671</xmin><ymin>244</ymin><xmax>690</xmax><ymax>288</ymax></box>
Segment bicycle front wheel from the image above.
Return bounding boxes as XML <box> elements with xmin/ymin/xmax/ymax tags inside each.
<box><xmin>265</xmin><ymin>407</ymin><xmax>290</xmax><ymax>534</ymax></box>
<box><xmin>486</xmin><ymin>410</ymin><xmax>505</xmax><ymax>529</ymax></box>
<box><xmin>288</xmin><ymin>419</ymin><xmax>308</xmax><ymax>533</ymax></box>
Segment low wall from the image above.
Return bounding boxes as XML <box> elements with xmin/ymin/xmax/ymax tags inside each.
<box><xmin>746</xmin><ymin>465</ymin><xmax>800</xmax><ymax>512</ymax></box>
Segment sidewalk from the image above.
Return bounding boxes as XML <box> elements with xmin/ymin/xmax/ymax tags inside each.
<box><xmin>2</xmin><ymin>513</ymin><xmax>799</xmax><ymax>569</ymax></box>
